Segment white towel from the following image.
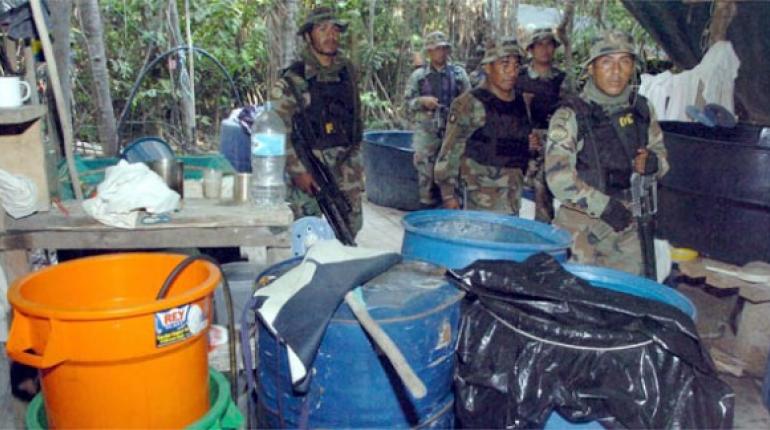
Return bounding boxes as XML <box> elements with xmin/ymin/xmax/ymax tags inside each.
<box><xmin>82</xmin><ymin>160</ymin><xmax>180</xmax><ymax>228</ymax></box>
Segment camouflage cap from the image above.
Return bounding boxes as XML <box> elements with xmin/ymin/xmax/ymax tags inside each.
<box><xmin>424</xmin><ymin>31</ymin><xmax>451</xmax><ymax>51</ymax></box>
<box><xmin>584</xmin><ymin>30</ymin><xmax>637</xmax><ymax>67</ymax></box>
<box><xmin>481</xmin><ymin>37</ymin><xmax>525</xmax><ymax>65</ymax></box>
<box><xmin>297</xmin><ymin>7</ymin><xmax>348</xmax><ymax>36</ymax></box>
<box><xmin>526</xmin><ymin>27</ymin><xmax>561</xmax><ymax>50</ymax></box>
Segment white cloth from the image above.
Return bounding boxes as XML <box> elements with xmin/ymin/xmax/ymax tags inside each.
<box><xmin>82</xmin><ymin>160</ymin><xmax>180</xmax><ymax>228</ymax></box>
<box><xmin>639</xmin><ymin>41</ymin><xmax>740</xmax><ymax>122</ymax></box>
<box><xmin>0</xmin><ymin>168</ymin><xmax>38</xmax><ymax>219</ymax></box>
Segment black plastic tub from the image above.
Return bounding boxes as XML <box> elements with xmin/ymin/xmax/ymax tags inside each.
<box><xmin>658</xmin><ymin>121</ymin><xmax>770</xmax><ymax>265</ymax></box>
<box><xmin>362</xmin><ymin>130</ymin><xmax>421</xmax><ymax>210</ymax></box>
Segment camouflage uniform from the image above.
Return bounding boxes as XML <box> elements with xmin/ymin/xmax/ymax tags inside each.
<box><xmin>545</xmin><ymin>31</ymin><xmax>669</xmax><ymax>275</ymax></box>
<box><xmin>405</xmin><ymin>31</ymin><xmax>471</xmax><ymax>206</ymax></box>
<box><xmin>434</xmin><ymin>40</ymin><xmax>530</xmax><ymax>214</ymax></box>
<box><xmin>271</xmin><ymin>9</ymin><xmax>363</xmax><ymax>235</ymax></box>
<box><xmin>518</xmin><ymin>28</ymin><xmax>567</xmax><ymax>223</ymax></box>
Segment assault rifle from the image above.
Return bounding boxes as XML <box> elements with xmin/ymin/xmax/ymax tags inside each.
<box><xmin>283</xmin><ymin>79</ymin><xmax>356</xmax><ymax>246</ymax></box>
<box><xmin>630</xmin><ymin>172</ymin><xmax>658</xmax><ymax>280</ymax></box>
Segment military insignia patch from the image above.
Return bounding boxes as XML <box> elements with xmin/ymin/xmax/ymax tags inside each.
<box><xmin>271</xmin><ymin>85</ymin><xmax>284</xmax><ymax>99</ymax></box>
<box><xmin>619</xmin><ymin>113</ymin><xmax>634</xmax><ymax>127</ymax></box>
<box><xmin>448</xmin><ymin>113</ymin><xmax>457</xmax><ymax>124</ymax></box>
<box><xmin>548</xmin><ymin>126</ymin><xmax>568</xmax><ymax>142</ymax></box>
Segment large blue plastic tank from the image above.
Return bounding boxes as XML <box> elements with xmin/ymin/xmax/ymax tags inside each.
<box><xmin>257</xmin><ymin>260</ymin><xmax>464</xmax><ymax>428</ymax></box>
<box><xmin>362</xmin><ymin>130</ymin><xmax>421</xmax><ymax>210</ymax></box>
<box><xmin>402</xmin><ymin>209</ymin><xmax>572</xmax><ymax>269</ymax></box>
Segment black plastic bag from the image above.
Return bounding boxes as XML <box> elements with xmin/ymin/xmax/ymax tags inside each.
<box><xmin>450</xmin><ymin>253</ymin><xmax>734</xmax><ymax>429</ymax></box>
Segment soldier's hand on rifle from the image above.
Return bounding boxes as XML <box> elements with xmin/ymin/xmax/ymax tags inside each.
<box><xmin>528</xmin><ymin>132</ymin><xmax>542</xmax><ymax>152</ymax></box>
<box><xmin>293</xmin><ymin>173</ymin><xmax>319</xmax><ymax>195</ymax></box>
<box><xmin>419</xmin><ymin>96</ymin><xmax>440</xmax><ymax>110</ymax></box>
<box><xmin>443</xmin><ymin>196</ymin><xmax>461</xmax><ymax>210</ymax></box>
<box><xmin>633</xmin><ymin>148</ymin><xmax>659</xmax><ymax>175</ymax></box>
<box><xmin>600</xmin><ymin>198</ymin><xmax>633</xmax><ymax>232</ymax></box>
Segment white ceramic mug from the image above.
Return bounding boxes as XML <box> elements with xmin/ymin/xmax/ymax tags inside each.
<box><xmin>0</xmin><ymin>76</ymin><xmax>31</xmax><ymax>108</ymax></box>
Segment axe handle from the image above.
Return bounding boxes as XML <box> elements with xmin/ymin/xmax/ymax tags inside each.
<box><xmin>344</xmin><ymin>290</ymin><xmax>427</xmax><ymax>399</ymax></box>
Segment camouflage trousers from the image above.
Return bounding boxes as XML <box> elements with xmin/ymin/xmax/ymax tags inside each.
<box><xmin>460</xmin><ymin>158</ymin><xmax>524</xmax><ymax>214</ymax></box>
<box><xmin>412</xmin><ymin>129</ymin><xmax>443</xmax><ymax>205</ymax></box>
<box><xmin>554</xmin><ymin>205</ymin><xmax>642</xmax><ymax>276</ymax></box>
<box><xmin>287</xmin><ymin>146</ymin><xmax>364</xmax><ymax>236</ymax></box>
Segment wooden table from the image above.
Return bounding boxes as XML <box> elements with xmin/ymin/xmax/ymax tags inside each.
<box><xmin>0</xmin><ymin>199</ymin><xmax>294</xmax><ymax>281</ymax></box>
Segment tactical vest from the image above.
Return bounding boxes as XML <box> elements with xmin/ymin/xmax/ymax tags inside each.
<box><xmin>286</xmin><ymin>61</ymin><xmax>357</xmax><ymax>150</ymax></box>
<box><xmin>418</xmin><ymin>64</ymin><xmax>462</xmax><ymax>108</ymax></box>
<box><xmin>516</xmin><ymin>67</ymin><xmax>565</xmax><ymax>129</ymax></box>
<box><xmin>464</xmin><ymin>88</ymin><xmax>532</xmax><ymax>169</ymax></box>
<box><xmin>563</xmin><ymin>95</ymin><xmax>650</xmax><ymax>199</ymax></box>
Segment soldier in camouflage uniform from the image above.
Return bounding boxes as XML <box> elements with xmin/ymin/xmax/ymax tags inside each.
<box><xmin>545</xmin><ymin>30</ymin><xmax>669</xmax><ymax>275</ymax></box>
<box><xmin>271</xmin><ymin>7</ymin><xmax>364</xmax><ymax>235</ymax></box>
<box><xmin>404</xmin><ymin>31</ymin><xmax>471</xmax><ymax>207</ymax></box>
<box><xmin>434</xmin><ymin>39</ymin><xmax>540</xmax><ymax>213</ymax></box>
<box><xmin>518</xmin><ymin>28</ymin><xmax>567</xmax><ymax>222</ymax></box>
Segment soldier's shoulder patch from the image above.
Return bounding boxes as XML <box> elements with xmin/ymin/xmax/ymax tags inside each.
<box><xmin>448</xmin><ymin>113</ymin><xmax>457</xmax><ymax>124</ymax></box>
<box><xmin>270</xmin><ymin>82</ymin><xmax>286</xmax><ymax>99</ymax></box>
<box><xmin>548</xmin><ymin>125</ymin><xmax>569</xmax><ymax>142</ymax></box>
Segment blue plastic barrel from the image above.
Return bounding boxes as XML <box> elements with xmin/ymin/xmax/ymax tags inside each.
<box><xmin>257</xmin><ymin>261</ymin><xmax>463</xmax><ymax>428</ymax></box>
<box><xmin>564</xmin><ymin>264</ymin><xmax>696</xmax><ymax>319</ymax></box>
<box><xmin>362</xmin><ymin>131</ymin><xmax>421</xmax><ymax>210</ymax></box>
<box><xmin>401</xmin><ymin>209</ymin><xmax>572</xmax><ymax>269</ymax></box>
<box><xmin>542</xmin><ymin>264</ymin><xmax>696</xmax><ymax>428</ymax></box>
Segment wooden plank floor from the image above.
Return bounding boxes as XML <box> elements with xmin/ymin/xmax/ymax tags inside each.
<box><xmin>2</xmin><ymin>199</ymin><xmax>769</xmax><ymax>428</ymax></box>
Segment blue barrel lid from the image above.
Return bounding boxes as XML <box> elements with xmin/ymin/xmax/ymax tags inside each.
<box><xmin>565</xmin><ymin>263</ymin><xmax>696</xmax><ymax>320</ymax></box>
<box><xmin>257</xmin><ymin>258</ymin><xmax>464</xmax><ymax>324</ymax></box>
<box><xmin>402</xmin><ymin>209</ymin><xmax>572</xmax><ymax>255</ymax></box>
<box><xmin>333</xmin><ymin>261</ymin><xmax>463</xmax><ymax>323</ymax></box>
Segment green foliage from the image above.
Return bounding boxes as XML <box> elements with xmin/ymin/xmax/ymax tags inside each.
<box><xmin>70</xmin><ymin>0</ymin><xmax>661</xmax><ymax>143</ymax></box>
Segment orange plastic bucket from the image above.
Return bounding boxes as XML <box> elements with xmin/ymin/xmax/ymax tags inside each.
<box><xmin>6</xmin><ymin>253</ymin><xmax>219</xmax><ymax>428</ymax></box>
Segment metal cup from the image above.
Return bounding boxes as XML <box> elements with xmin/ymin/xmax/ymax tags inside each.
<box><xmin>233</xmin><ymin>172</ymin><xmax>251</xmax><ymax>204</ymax></box>
<box><xmin>146</xmin><ymin>158</ymin><xmax>184</xmax><ymax>198</ymax></box>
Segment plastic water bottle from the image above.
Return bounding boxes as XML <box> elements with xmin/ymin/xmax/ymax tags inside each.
<box><xmin>250</xmin><ymin>102</ymin><xmax>287</xmax><ymax>206</ymax></box>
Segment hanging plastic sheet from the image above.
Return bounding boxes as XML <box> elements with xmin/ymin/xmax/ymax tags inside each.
<box><xmin>449</xmin><ymin>253</ymin><xmax>734</xmax><ymax>429</ymax></box>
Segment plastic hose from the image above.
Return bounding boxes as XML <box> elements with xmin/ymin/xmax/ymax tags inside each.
<box><xmin>157</xmin><ymin>254</ymin><xmax>238</xmax><ymax>401</ymax></box>
<box><xmin>116</xmin><ymin>45</ymin><xmax>243</xmax><ymax>146</ymax></box>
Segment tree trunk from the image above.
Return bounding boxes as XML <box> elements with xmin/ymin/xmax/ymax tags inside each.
<box><xmin>50</xmin><ymin>0</ymin><xmax>73</xmax><ymax>111</ymax></box>
<box><xmin>267</xmin><ymin>0</ymin><xmax>298</xmax><ymax>92</ymax></box>
<box><xmin>76</xmin><ymin>0</ymin><xmax>118</xmax><ymax>156</ymax></box>
<box><xmin>282</xmin><ymin>0</ymin><xmax>298</xmax><ymax>70</ymax></box>
<box><xmin>167</xmin><ymin>0</ymin><xmax>196</xmax><ymax>151</ymax></box>
<box><xmin>556</xmin><ymin>0</ymin><xmax>576</xmax><ymax>94</ymax></box>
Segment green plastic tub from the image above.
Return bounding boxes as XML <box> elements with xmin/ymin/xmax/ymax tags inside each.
<box><xmin>26</xmin><ymin>368</ymin><xmax>243</xmax><ymax>429</ymax></box>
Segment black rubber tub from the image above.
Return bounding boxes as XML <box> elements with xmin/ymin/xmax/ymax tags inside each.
<box><xmin>362</xmin><ymin>130</ymin><xmax>421</xmax><ymax>211</ymax></box>
<box><xmin>658</xmin><ymin>121</ymin><xmax>770</xmax><ymax>265</ymax></box>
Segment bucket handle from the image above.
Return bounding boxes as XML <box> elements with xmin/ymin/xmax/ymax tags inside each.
<box><xmin>6</xmin><ymin>312</ymin><xmax>67</xmax><ymax>369</ymax></box>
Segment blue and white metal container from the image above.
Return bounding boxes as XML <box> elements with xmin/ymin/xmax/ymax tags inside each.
<box><xmin>257</xmin><ymin>261</ymin><xmax>464</xmax><ymax>428</ymax></box>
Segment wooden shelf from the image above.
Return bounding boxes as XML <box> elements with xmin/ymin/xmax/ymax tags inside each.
<box><xmin>0</xmin><ymin>105</ymin><xmax>47</xmax><ymax>125</ymax></box>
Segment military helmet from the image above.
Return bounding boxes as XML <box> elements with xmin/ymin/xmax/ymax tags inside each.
<box><xmin>526</xmin><ymin>27</ymin><xmax>561</xmax><ymax>50</ymax></box>
<box><xmin>297</xmin><ymin>7</ymin><xmax>348</xmax><ymax>36</ymax></box>
<box><xmin>481</xmin><ymin>37</ymin><xmax>525</xmax><ymax>65</ymax></box>
<box><xmin>584</xmin><ymin>30</ymin><xmax>637</xmax><ymax>67</ymax></box>
<box><xmin>423</xmin><ymin>31</ymin><xmax>451</xmax><ymax>51</ymax></box>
